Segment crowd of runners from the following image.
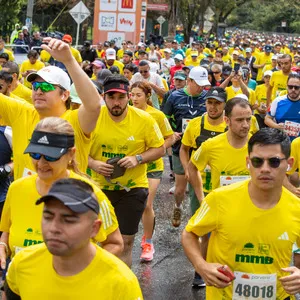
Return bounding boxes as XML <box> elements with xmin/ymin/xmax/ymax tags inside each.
<box><xmin>1</xmin><ymin>27</ymin><xmax>300</xmax><ymax>299</ymax></box>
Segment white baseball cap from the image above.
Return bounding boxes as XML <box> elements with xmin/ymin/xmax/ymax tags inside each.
<box><xmin>164</xmin><ymin>48</ymin><xmax>171</xmax><ymax>53</ymax></box>
<box><xmin>174</xmin><ymin>54</ymin><xmax>183</xmax><ymax>61</ymax></box>
<box><xmin>188</xmin><ymin>66</ymin><xmax>211</xmax><ymax>87</ymax></box>
<box><xmin>264</xmin><ymin>70</ymin><xmax>273</xmax><ymax>77</ymax></box>
<box><xmin>106</xmin><ymin>48</ymin><xmax>116</xmax><ymax>60</ymax></box>
<box><xmin>27</xmin><ymin>66</ymin><xmax>71</xmax><ymax>91</ymax></box>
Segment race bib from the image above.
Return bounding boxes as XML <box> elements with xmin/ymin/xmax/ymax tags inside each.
<box><xmin>22</xmin><ymin>168</ymin><xmax>36</xmax><ymax>178</ymax></box>
<box><xmin>220</xmin><ymin>176</ymin><xmax>250</xmax><ymax>187</ymax></box>
<box><xmin>284</xmin><ymin>121</ymin><xmax>300</xmax><ymax>137</ymax></box>
<box><xmin>182</xmin><ymin>118</ymin><xmax>191</xmax><ymax>133</ymax></box>
<box><xmin>233</xmin><ymin>271</ymin><xmax>276</xmax><ymax>300</ymax></box>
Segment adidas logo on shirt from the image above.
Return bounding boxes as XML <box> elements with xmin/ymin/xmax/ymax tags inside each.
<box><xmin>278</xmin><ymin>232</ymin><xmax>289</xmax><ymax>241</ymax></box>
<box><xmin>37</xmin><ymin>136</ymin><xmax>49</xmax><ymax>144</ymax></box>
<box><xmin>127</xmin><ymin>136</ymin><xmax>135</xmax><ymax>141</ymax></box>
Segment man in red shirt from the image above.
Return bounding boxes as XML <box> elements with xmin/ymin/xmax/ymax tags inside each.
<box><xmin>170</xmin><ymin>54</ymin><xmax>184</xmax><ymax>88</ymax></box>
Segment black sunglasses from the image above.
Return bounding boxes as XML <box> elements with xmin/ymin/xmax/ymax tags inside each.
<box><xmin>29</xmin><ymin>153</ymin><xmax>60</xmax><ymax>162</ymax></box>
<box><xmin>287</xmin><ymin>85</ymin><xmax>300</xmax><ymax>91</ymax></box>
<box><xmin>250</xmin><ymin>157</ymin><xmax>286</xmax><ymax>168</ymax></box>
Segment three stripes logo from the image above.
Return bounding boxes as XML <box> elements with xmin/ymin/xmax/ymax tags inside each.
<box><xmin>127</xmin><ymin>136</ymin><xmax>135</xmax><ymax>141</ymax></box>
<box><xmin>194</xmin><ymin>200</ymin><xmax>210</xmax><ymax>224</ymax></box>
<box><xmin>278</xmin><ymin>232</ymin><xmax>289</xmax><ymax>241</ymax></box>
<box><xmin>37</xmin><ymin>136</ymin><xmax>49</xmax><ymax>144</ymax></box>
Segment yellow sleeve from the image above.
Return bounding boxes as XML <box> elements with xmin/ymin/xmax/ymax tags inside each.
<box><xmin>144</xmin><ymin>117</ymin><xmax>165</xmax><ymax>148</ymax></box>
<box><xmin>249</xmin><ymin>89</ymin><xmax>256</xmax><ymax>106</ymax></box>
<box><xmin>181</xmin><ymin>118</ymin><xmax>198</xmax><ymax>147</ymax></box>
<box><xmin>116</xmin><ymin>274</ymin><xmax>144</xmax><ymax>300</ymax></box>
<box><xmin>250</xmin><ymin>116</ymin><xmax>259</xmax><ymax>134</ymax></box>
<box><xmin>289</xmin><ymin>138</ymin><xmax>300</xmax><ymax>174</ymax></box>
<box><xmin>157</xmin><ymin>113</ymin><xmax>173</xmax><ymax>138</ymax></box>
<box><xmin>191</xmin><ymin>140</ymin><xmax>209</xmax><ymax>172</ymax></box>
<box><xmin>185</xmin><ymin>194</ymin><xmax>218</xmax><ymax>236</ymax></box>
<box><xmin>0</xmin><ymin>185</ymin><xmax>12</xmax><ymax>232</ymax></box>
<box><xmin>6</xmin><ymin>256</ymin><xmax>20</xmax><ymax>296</ymax></box>
<box><xmin>0</xmin><ymin>93</ymin><xmax>32</xmax><ymax>126</ymax></box>
<box><xmin>97</xmin><ymin>191</ymin><xmax>119</xmax><ymax>237</ymax></box>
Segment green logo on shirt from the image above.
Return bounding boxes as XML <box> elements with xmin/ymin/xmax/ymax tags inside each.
<box><xmin>235</xmin><ymin>254</ymin><xmax>273</xmax><ymax>264</ymax></box>
<box><xmin>23</xmin><ymin>239</ymin><xmax>43</xmax><ymax>247</ymax></box>
<box><xmin>102</xmin><ymin>151</ymin><xmax>125</xmax><ymax>158</ymax></box>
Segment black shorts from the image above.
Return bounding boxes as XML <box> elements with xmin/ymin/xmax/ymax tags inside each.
<box><xmin>103</xmin><ymin>188</ymin><xmax>148</xmax><ymax>235</ymax></box>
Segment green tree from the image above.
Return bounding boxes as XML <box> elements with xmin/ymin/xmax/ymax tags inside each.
<box><xmin>0</xmin><ymin>0</ymin><xmax>27</xmax><ymax>40</ymax></box>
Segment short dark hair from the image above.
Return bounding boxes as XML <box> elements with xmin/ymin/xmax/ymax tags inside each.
<box><xmin>123</xmin><ymin>63</ymin><xmax>135</xmax><ymax>73</ymax></box>
<box><xmin>224</xmin><ymin>97</ymin><xmax>251</xmax><ymax>117</ymax></box>
<box><xmin>248</xmin><ymin>128</ymin><xmax>291</xmax><ymax>158</ymax></box>
<box><xmin>0</xmin><ymin>53</ymin><xmax>9</xmax><ymax>61</ymax></box>
<box><xmin>2</xmin><ymin>61</ymin><xmax>19</xmax><ymax>77</ymax></box>
<box><xmin>288</xmin><ymin>73</ymin><xmax>300</xmax><ymax>82</ymax></box>
<box><xmin>279</xmin><ymin>54</ymin><xmax>292</xmax><ymax>62</ymax></box>
<box><xmin>0</xmin><ymin>70</ymin><xmax>13</xmax><ymax>84</ymax></box>
<box><xmin>138</xmin><ymin>60</ymin><xmax>149</xmax><ymax>67</ymax></box>
<box><xmin>27</xmin><ymin>50</ymin><xmax>38</xmax><ymax>59</ymax></box>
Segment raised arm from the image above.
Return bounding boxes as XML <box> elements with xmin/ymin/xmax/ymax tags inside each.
<box><xmin>41</xmin><ymin>38</ymin><xmax>101</xmax><ymax>135</ymax></box>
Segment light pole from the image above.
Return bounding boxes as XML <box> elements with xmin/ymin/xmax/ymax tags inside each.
<box><xmin>26</xmin><ymin>0</ymin><xmax>34</xmax><ymax>32</ymax></box>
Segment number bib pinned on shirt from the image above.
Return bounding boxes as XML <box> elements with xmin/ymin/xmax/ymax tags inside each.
<box><xmin>233</xmin><ymin>271</ymin><xmax>276</xmax><ymax>300</ymax></box>
<box><xmin>220</xmin><ymin>176</ymin><xmax>250</xmax><ymax>187</ymax></box>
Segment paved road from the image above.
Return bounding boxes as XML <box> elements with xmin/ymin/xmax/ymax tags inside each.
<box><xmin>132</xmin><ymin>157</ymin><xmax>206</xmax><ymax>300</ymax></box>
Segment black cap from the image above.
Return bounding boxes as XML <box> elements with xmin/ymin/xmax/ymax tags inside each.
<box><xmin>138</xmin><ymin>50</ymin><xmax>147</xmax><ymax>55</ymax></box>
<box><xmin>200</xmin><ymin>57</ymin><xmax>210</xmax><ymax>66</ymax></box>
<box><xmin>124</xmin><ymin>50</ymin><xmax>133</xmax><ymax>57</ymax></box>
<box><xmin>205</xmin><ymin>87</ymin><xmax>227</xmax><ymax>102</ymax></box>
<box><xmin>222</xmin><ymin>64</ymin><xmax>232</xmax><ymax>75</ymax></box>
<box><xmin>36</xmin><ymin>179</ymin><xmax>100</xmax><ymax>214</ymax></box>
<box><xmin>238</xmin><ymin>55</ymin><xmax>246</xmax><ymax>61</ymax></box>
<box><xmin>24</xmin><ymin>131</ymin><xmax>74</xmax><ymax>159</ymax></box>
<box><xmin>83</xmin><ymin>40</ymin><xmax>91</xmax><ymax>47</ymax></box>
<box><xmin>97</xmin><ymin>69</ymin><xmax>112</xmax><ymax>85</ymax></box>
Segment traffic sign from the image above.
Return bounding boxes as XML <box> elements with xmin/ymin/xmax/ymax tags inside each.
<box><xmin>69</xmin><ymin>1</ymin><xmax>90</xmax><ymax>25</ymax></box>
<box><xmin>157</xmin><ymin>16</ymin><xmax>166</xmax><ymax>25</ymax></box>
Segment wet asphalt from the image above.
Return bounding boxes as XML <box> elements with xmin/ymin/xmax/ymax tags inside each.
<box><xmin>132</xmin><ymin>157</ymin><xmax>206</xmax><ymax>300</ymax></box>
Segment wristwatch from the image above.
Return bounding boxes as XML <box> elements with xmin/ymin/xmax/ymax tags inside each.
<box><xmin>135</xmin><ymin>154</ymin><xmax>143</xmax><ymax>164</ymax></box>
<box><xmin>0</xmin><ymin>164</ymin><xmax>11</xmax><ymax>178</ymax></box>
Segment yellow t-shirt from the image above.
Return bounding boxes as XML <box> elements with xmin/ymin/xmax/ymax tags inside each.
<box><xmin>19</xmin><ymin>59</ymin><xmax>45</xmax><ymax>88</ymax></box>
<box><xmin>182</xmin><ymin>115</ymin><xmax>227</xmax><ymax>193</ymax></box>
<box><xmin>261</xmin><ymin>64</ymin><xmax>273</xmax><ymax>75</ymax></box>
<box><xmin>0</xmin><ymin>94</ymin><xmax>91</xmax><ymax>179</ymax></box>
<box><xmin>254</xmin><ymin>83</ymin><xmax>267</xmax><ymax>114</ymax></box>
<box><xmin>222</xmin><ymin>53</ymin><xmax>231</xmax><ymax>64</ymax></box>
<box><xmin>145</xmin><ymin>105</ymin><xmax>173</xmax><ymax>173</ymax></box>
<box><xmin>107</xmin><ymin>60</ymin><xmax>124</xmax><ymax>75</ymax></box>
<box><xmin>6</xmin><ymin>243</ymin><xmax>143</xmax><ymax>300</ymax></box>
<box><xmin>12</xmin><ymin>82</ymin><xmax>32</xmax><ymax>104</ymax></box>
<box><xmin>225</xmin><ymin>86</ymin><xmax>253</xmax><ymax>103</ymax></box>
<box><xmin>186</xmin><ymin>180</ymin><xmax>300</xmax><ymax>300</ymax></box>
<box><xmin>256</xmin><ymin>53</ymin><xmax>273</xmax><ymax>81</ymax></box>
<box><xmin>0</xmin><ymin>171</ymin><xmax>118</xmax><ymax>257</ymax></box>
<box><xmin>4</xmin><ymin>48</ymin><xmax>14</xmax><ymax>61</ymax></box>
<box><xmin>70</xmin><ymin>47</ymin><xmax>82</xmax><ymax>63</ymax></box>
<box><xmin>90</xmin><ymin>106</ymin><xmax>164</xmax><ymax>190</ymax></box>
<box><xmin>96</xmin><ymin>49</ymin><xmax>104</xmax><ymax>58</ymax></box>
<box><xmin>117</xmin><ymin>48</ymin><xmax>124</xmax><ymax>59</ymax></box>
<box><xmin>289</xmin><ymin>137</ymin><xmax>300</xmax><ymax>174</ymax></box>
<box><xmin>40</xmin><ymin>50</ymin><xmax>51</xmax><ymax>63</ymax></box>
<box><xmin>270</xmin><ymin>70</ymin><xmax>289</xmax><ymax>101</ymax></box>
<box><xmin>191</xmin><ymin>132</ymin><xmax>250</xmax><ymax>190</ymax></box>
<box><xmin>185</xmin><ymin>56</ymin><xmax>201</xmax><ymax>67</ymax></box>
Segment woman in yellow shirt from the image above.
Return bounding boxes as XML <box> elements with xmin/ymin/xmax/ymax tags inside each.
<box><xmin>0</xmin><ymin>117</ymin><xmax>123</xmax><ymax>270</ymax></box>
<box><xmin>130</xmin><ymin>81</ymin><xmax>174</xmax><ymax>262</ymax></box>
